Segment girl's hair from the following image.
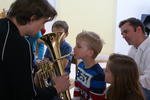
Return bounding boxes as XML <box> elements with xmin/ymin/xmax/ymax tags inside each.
<box><xmin>76</xmin><ymin>30</ymin><xmax>104</xmax><ymax>58</ymax></box>
<box><xmin>7</xmin><ymin>0</ymin><xmax>57</xmax><ymax>25</ymax></box>
<box><xmin>107</xmin><ymin>53</ymin><xmax>144</xmax><ymax>100</ymax></box>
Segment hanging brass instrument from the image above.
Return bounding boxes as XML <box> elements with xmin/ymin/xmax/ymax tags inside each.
<box><xmin>38</xmin><ymin>32</ymin><xmax>71</xmax><ymax>100</ymax></box>
<box><xmin>0</xmin><ymin>9</ymin><xmax>7</xmax><ymax>19</ymax></box>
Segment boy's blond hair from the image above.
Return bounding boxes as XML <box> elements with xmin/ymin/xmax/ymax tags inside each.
<box><xmin>76</xmin><ymin>30</ymin><xmax>103</xmax><ymax>58</ymax></box>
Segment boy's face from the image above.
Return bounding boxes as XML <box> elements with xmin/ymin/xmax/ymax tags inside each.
<box><xmin>74</xmin><ymin>39</ymin><xmax>92</xmax><ymax>59</ymax></box>
<box><xmin>52</xmin><ymin>27</ymin><xmax>66</xmax><ymax>41</ymax></box>
<box><xmin>52</xmin><ymin>27</ymin><xmax>66</xmax><ymax>36</ymax></box>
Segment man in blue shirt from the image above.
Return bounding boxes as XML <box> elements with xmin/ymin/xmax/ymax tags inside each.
<box><xmin>27</xmin><ymin>31</ymin><xmax>44</xmax><ymax>62</ymax></box>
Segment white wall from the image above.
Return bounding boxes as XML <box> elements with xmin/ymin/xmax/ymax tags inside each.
<box><xmin>45</xmin><ymin>0</ymin><xmax>57</xmax><ymax>33</ymax></box>
<box><xmin>57</xmin><ymin>0</ymin><xmax>116</xmax><ymax>55</ymax></box>
<box><xmin>115</xmin><ymin>0</ymin><xmax>150</xmax><ymax>54</ymax></box>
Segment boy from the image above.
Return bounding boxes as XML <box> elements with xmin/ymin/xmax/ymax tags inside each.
<box><xmin>44</xmin><ymin>20</ymin><xmax>72</xmax><ymax>74</ymax></box>
<box><xmin>73</xmin><ymin>31</ymin><xmax>106</xmax><ymax>100</ymax></box>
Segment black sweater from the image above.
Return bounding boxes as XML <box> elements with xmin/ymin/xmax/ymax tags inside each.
<box><xmin>0</xmin><ymin>18</ymin><xmax>58</xmax><ymax>100</ymax></box>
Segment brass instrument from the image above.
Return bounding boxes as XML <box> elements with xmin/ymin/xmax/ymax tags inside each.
<box><xmin>36</xmin><ymin>59</ymin><xmax>54</xmax><ymax>88</ymax></box>
<box><xmin>0</xmin><ymin>9</ymin><xmax>6</xmax><ymax>18</ymax></box>
<box><xmin>38</xmin><ymin>32</ymin><xmax>71</xmax><ymax>100</ymax></box>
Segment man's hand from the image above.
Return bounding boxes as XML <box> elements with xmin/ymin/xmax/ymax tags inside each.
<box><xmin>53</xmin><ymin>74</ymin><xmax>70</xmax><ymax>93</ymax></box>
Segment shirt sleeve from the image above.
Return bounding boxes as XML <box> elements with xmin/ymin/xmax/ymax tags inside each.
<box><xmin>89</xmin><ymin>91</ymin><xmax>105</xmax><ymax>100</ymax></box>
<box><xmin>139</xmin><ymin>50</ymin><xmax>150</xmax><ymax>89</ymax></box>
<box><xmin>73</xmin><ymin>81</ymin><xmax>81</xmax><ymax>100</ymax></box>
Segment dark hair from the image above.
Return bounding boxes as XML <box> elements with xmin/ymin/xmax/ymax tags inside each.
<box><xmin>7</xmin><ymin>0</ymin><xmax>57</xmax><ymax>25</ymax></box>
<box><xmin>52</xmin><ymin>20</ymin><xmax>69</xmax><ymax>35</ymax></box>
<box><xmin>106</xmin><ymin>53</ymin><xmax>144</xmax><ymax>100</ymax></box>
<box><xmin>119</xmin><ymin>17</ymin><xmax>145</xmax><ymax>33</ymax></box>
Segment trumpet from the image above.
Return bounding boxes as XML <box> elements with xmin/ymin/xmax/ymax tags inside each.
<box><xmin>37</xmin><ymin>32</ymin><xmax>71</xmax><ymax>100</ymax></box>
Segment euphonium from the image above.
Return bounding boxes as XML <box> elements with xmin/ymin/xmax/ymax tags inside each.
<box><xmin>0</xmin><ymin>9</ymin><xmax>6</xmax><ymax>18</ymax></box>
<box><xmin>39</xmin><ymin>32</ymin><xmax>71</xmax><ymax>100</ymax></box>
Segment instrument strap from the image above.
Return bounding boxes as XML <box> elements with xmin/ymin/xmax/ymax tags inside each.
<box><xmin>1</xmin><ymin>21</ymin><xmax>10</xmax><ymax>61</ymax></box>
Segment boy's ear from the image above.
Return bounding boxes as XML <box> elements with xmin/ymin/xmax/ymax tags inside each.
<box><xmin>89</xmin><ymin>49</ymin><xmax>94</xmax><ymax>57</ymax></box>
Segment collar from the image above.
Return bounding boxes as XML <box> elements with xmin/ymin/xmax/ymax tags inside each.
<box><xmin>137</xmin><ymin>37</ymin><xmax>150</xmax><ymax>51</ymax></box>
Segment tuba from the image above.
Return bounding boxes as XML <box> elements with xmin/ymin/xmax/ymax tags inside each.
<box><xmin>0</xmin><ymin>9</ymin><xmax>7</xmax><ymax>19</ymax></box>
<box><xmin>37</xmin><ymin>32</ymin><xmax>71</xmax><ymax>100</ymax></box>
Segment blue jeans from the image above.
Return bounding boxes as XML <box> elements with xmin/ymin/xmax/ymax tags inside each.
<box><xmin>143</xmin><ymin>87</ymin><xmax>150</xmax><ymax>100</ymax></box>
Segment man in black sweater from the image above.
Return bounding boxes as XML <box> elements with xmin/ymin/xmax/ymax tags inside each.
<box><xmin>0</xmin><ymin>0</ymin><xmax>70</xmax><ymax>100</ymax></box>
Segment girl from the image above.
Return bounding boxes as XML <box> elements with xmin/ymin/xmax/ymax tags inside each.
<box><xmin>105</xmin><ymin>53</ymin><xmax>145</xmax><ymax>100</ymax></box>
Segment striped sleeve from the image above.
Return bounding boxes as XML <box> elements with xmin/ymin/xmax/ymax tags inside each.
<box><xmin>73</xmin><ymin>81</ymin><xmax>81</xmax><ymax>100</ymax></box>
